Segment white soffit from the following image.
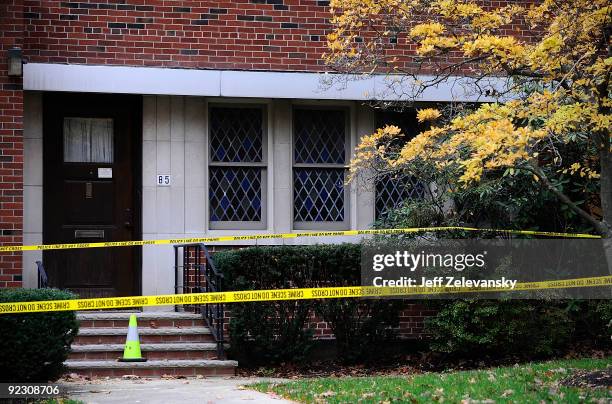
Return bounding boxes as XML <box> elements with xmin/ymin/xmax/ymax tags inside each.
<box><xmin>24</xmin><ymin>63</ymin><xmax>503</xmax><ymax>102</ymax></box>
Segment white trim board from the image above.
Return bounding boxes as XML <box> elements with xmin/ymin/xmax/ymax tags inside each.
<box><xmin>23</xmin><ymin>63</ymin><xmax>505</xmax><ymax>102</ymax></box>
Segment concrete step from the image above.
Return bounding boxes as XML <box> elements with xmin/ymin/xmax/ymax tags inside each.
<box><xmin>77</xmin><ymin>311</ymin><xmax>201</xmax><ymax>320</ymax></box>
<box><xmin>74</xmin><ymin>327</ymin><xmax>214</xmax><ymax>344</ymax></box>
<box><xmin>77</xmin><ymin>311</ymin><xmax>205</xmax><ymax>328</ymax></box>
<box><xmin>69</xmin><ymin>343</ymin><xmax>219</xmax><ymax>361</ymax></box>
<box><xmin>67</xmin><ymin>311</ymin><xmax>232</xmax><ymax>377</ymax></box>
<box><xmin>65</xmin><ymin>359</ymin><xmax>238</xmax><ymax>378</ymax></box>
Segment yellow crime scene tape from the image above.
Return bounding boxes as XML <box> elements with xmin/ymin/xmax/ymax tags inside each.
<box><xmin>0</xmin><ymin>227</ymin><xmax>605</xmax><ymax>314</ymax></box>
<box><xmin>0</xmin><ymin>226</ymin><xmax>601</xmax><ymax>252</ymax></box>
<box><xmin>1</xmin><ymin>275</ymin><xmax>610</xmax><ymax>314</ymax></box>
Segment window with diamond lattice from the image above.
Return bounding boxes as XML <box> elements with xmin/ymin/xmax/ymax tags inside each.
<box><xmin>293</xmin><ymin>108</ymin><xmax>349</xmax><ymax>230</ymax></box>
<box><xmin>294</xmin><ymin>109</ymin><xmax>345</xmax><ymax>164</ymax></box>
<box><xmin>374</xmin><ymin>109</ymin><xmax>426</xmax><ymax>219</ymax></box>
<box><xmin>209</xmin><ymin>106</ymin><xmax>267</xmax><ymax>229</ymax></box>
<box><xmin>375</xmin><ymin>174</ymin><xmax>426</xmax><ymax>219</ymax></box>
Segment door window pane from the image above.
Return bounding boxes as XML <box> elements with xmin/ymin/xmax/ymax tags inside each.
<box><xmin>64</xmin><ymin>117</ymin><xmax>114</xmax><ymax>163</ymax></box>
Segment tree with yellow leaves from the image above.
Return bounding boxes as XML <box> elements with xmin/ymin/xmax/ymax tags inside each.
<box><xmin>327</xmin><ymin>0</ymin><xmax>611</xmax><ymax>237</ymax></box>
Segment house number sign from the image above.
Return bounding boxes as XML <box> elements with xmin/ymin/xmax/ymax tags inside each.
<box><xmin>157</xmin><ymin>174</ymin><xmax>172</xmax><ymax>186</ymax></box>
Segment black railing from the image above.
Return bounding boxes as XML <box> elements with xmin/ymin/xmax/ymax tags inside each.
<box><xmin>36</xmin><ymin>261</ymin><xmax>48</xmax><ymax>288</ymax></box>
<box><xmin>173</xmin><ymin>243</ymin><xmax>225</xmax><ymax>358</ymax></box>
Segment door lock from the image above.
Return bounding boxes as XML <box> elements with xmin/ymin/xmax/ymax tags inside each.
<box><xmin>85</xmin><ymin>182</ymin><xmax>93</xmax><ymax>199</ymax></box>
<box><xmin>124</xmin><ymin>208</ymin><xmax>133</xmax><ymax>228</ymax></box>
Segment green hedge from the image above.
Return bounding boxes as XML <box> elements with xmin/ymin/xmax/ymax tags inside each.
<box><xmin>563</xmin><ymin>300</ymin><xmax>612</xmax><ymax>345</ymax></box>
<box><xmin>425</xmin><ymin>300</ymin><xmax>574</xmax><ymax>357</ymax></box>
<box><xmin>215</xmin><ymin>244</ymin><xmax>402</xmax><ymax>364</ymax></box>
<box><xmin>215</xmin><ymin>245</ymin><xmax>609</xmax><ymax>364</ymax></box>
<box><xmin>0</xmin><ymin>289</ymin><xmax>79</xmax><ymax>382</ymax></box>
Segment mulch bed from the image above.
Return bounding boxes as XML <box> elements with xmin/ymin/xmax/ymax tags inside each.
<box><xmin>238</xmin><ymin>362</ymin><xmax>422</xmax><ymax>379</ymax></box>
<box><xmin>237</xmin><ymin>345</ymin><xmax>612</xmax><ymax>379</ymax></box>
<box><xmin>561</xmin><ymin>368</ymin><xmax>612</xmax><ymax>389</ymax></box>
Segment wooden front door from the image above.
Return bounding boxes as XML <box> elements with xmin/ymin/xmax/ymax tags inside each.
<box><xmin>43</xmin><ymin>93</ymin><xmax>141</xmax><ymax>298</ymax></box>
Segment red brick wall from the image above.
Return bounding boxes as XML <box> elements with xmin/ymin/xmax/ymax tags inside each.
<box><xmin>21</xmin><ymin>1</ymin><xmax>538</xmax><ymax>73</ymax></box>
<box><xmin>397</xmin><ymin>303</ymin><xmax>435</xmax><ymax>339</ymax></box>
<box><xmin>0</xmin><ymin>1</ymin><xmax>24</xmax><ymax>288</ymax></box>
<box><xmin>184</xmin><ymin>248</ymin><xmax>433</xmax><ymax>340</ymax></box>
<box><xmin>23</xmin><ymin>0</ymin><xmax>334</xmax><ymax>71</ymax></box>
<box><xmin>219</xmin><ymin>304</ymin><xmax>432</xmax><ymax>342</ymax></box>
<box><xmin>307</xmin><ymin>303</ymin><xmax>433</xmax><ymax>340</ymax></box>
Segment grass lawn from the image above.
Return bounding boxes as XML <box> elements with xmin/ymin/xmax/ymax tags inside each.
<box><xmin>251</xmin><ymin>358</ymin><xmax>611</xmax><ymax>403</ymax></box>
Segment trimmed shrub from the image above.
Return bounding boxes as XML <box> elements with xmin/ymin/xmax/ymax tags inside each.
<box><xmin>215</xmin><ymin>244</ymin><xmax>402</xmax><ymax>364</ymax></box>
<box><xmin>216</xmin><ymin>246</ymin><xmax>317</xmax><ymax>364</ymax></box>
<box><xmin>567</xmin><ymin>300</ymin><xmax>612</xmax><ymax>343</ymax></box>
<box><xmin>224</xmin><ymin>300</ymin><xmax>314</xmax><ymax>365</ymax></box>
<box><xmin>305</xmin><ymin>244</ymin><xmax>402</xmax><ymax>364</ymax></box>
<box><xmin>315</xmin><ymin>299</ymin><xmax>402</xmax><ymax>364</ymax></box>
<box><xmin>0</xmin><ymin>289</ymin><xmax>79</xmax><ymax>382</ymax></box>
<box><xmin>425</xmin><ymin>300</ymin><xmax>573</xmax><ymax>357</ymax></box>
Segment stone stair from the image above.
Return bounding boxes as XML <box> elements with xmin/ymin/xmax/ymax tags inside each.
<box><xmin>65</xmin><ymin>311</ymin><xmax>237</xmax><ymax>377</ymax></box>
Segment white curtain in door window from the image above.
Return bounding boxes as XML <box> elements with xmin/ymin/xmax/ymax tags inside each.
<box><xmin>63</xmin><ymin>117</ymin><xmax>114</xmax><ymax>163</ymax></box>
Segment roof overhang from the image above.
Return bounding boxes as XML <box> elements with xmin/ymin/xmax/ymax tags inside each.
<box><xmin>23</xmin><ymin>63</ymin><xmax>506</xmax><ymax>102</ymax></box>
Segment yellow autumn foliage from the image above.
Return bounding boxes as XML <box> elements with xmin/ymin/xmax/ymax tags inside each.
<box><xmin>327</xmin><ymin>0</ymin><xmax>610</xmax><ymax>186</ymax></box>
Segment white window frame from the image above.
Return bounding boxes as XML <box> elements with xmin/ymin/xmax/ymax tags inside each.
<box><xmin>208</xmin><ymin>103</ymin><xmax>268</xmax><ymax>230</ymax></box>
<box><xmin>292</xmin><ymin>106</ymin><xmax>351</xmax><ymax>231</ymax></box>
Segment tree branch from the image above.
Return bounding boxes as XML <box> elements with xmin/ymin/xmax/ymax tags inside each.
<box><xmin>527</xmin><ymin>163</ymin><xmax>606</xmax><ymax>235</ymax></box>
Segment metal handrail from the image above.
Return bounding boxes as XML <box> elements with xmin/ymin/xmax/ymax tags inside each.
<box><xmin>173</xmin><ymin>243</ymin><xmax>225</xmax><ymax>358</ymax></box>
<box><xmin>36</xmin><ymin>260</ymin><xmax>48</xmax><ymax>289</ymax></box>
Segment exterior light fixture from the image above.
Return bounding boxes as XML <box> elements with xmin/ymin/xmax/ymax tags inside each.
<box><xmin>7</xmin><ymin>47</ymin><xmax>23</xmax><ymax>77</ymax></box>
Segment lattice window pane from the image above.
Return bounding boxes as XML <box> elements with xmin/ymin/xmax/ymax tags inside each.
<box><xmin>375</xmin><ymin>174</ymin><xmax>426</xmax><ymax>219</ymax></box>
<box><xmin>210</xmin><ymin>107</ymin><xmax>263</xmax><ymax>163</ymax></box>
<box><xmin>209</xmin><ymin>167</ymin><xmax>262</xmax><ymax>222</ymax></box>
<box><xmin>374</xmin><ymin>109</ymin><xmax>426</xmax><ymax>219</ymax></box>
<box><xmin>294</xmin><ymin>109</ymin><xmax>346</xmax><ymax>164</ymax></box>
<box><xmin>294</xmin><ymin>168</ymin><xmax>345</xmax><ymax>222</ymax></box>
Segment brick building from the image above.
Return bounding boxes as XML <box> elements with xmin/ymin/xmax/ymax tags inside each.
<box><xmin>1</xmin><ymin>0</ymin><xmax>502</xmax><ymax>296</ymax></box>
<box><xmin>0</xmin><ymin>0</ymin><xmax>522</xmax><ymax>376</ymax></box>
